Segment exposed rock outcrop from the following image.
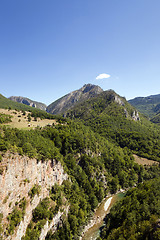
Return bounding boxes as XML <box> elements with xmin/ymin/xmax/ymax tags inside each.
<box><xmin>132</xmin><ymin>110</ymin><xmax>140</xmax><ymax>121</ymax></box>
<box><xmin>9</xmin><ymin>96</ymin><xmax>46</xmax><ymax>111</ymax></box>
<box><xmin>128</xmin><ymin>94</ymin><xmax>160</xmax><ymax>119</ymax></box>
<box><xmin>114</xmin><ymin>95</ymin><xmax>140</xmax><ymax>121</ymax></box>
<box><xmin>0</xmin><ymin>152</ymin><xmax>67</xmax><ymax>240</ymax></box>
<box><xmin>39</xmin><ymin>206</ymin><xmax>69</xmax><ymax>240</ymax></box>
<box><xmin>114</xmin><ymin>95</ymin><xmax>124</xmax><ymax>106</ymax></box>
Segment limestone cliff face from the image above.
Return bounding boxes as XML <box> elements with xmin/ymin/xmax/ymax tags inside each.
<box><xmin>114</xmin><ymin>95</ymin><xmax>140</xmax><ymax>121</ymax></box>
<box><xmin>131</xmin><ymin>110</ymin><xmax>140</xmax><ymax>121</ymax></box>
<box><xmin>0</xmin><ymin>152</ymin><xmax>68</xmax><ymax>240</ymax></box>
<box><xmin>114</xmin><ymin>95</ymin><xmax>124</xmax><ymax>106</ymax></box>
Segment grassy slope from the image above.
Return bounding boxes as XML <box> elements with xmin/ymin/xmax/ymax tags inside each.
<box><xmin>0</xmin><ymin>94</ymin><xmax>36</xmax><ymax>111</ymax></box>
<box><xmin>0</xmin><ymin>93</ymin><xmax>59</xmax><ymax>120</ymax></box>
<box><xmin>0</xmin><ymin>109</ymin><xmax>56</xmax><ymax>129</ymax></box>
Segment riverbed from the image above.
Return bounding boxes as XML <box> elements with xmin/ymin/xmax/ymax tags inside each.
<box><xmin>82</xmin><ymin>192</ymin><xmax>125</xmax><ymax>240</ymax></box>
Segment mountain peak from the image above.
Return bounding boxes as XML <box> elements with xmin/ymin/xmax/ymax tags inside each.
<box><xmin>47</xmin><ymin>84</ymin><xmax>103</xmax><ymax>115</ymax></box>
<box><xmin>82</xmin><ymin>83</ymin><xmax>103</xmax><ymax>94</ymax></box>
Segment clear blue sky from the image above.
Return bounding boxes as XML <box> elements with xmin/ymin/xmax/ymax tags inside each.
<box><xmin>0</xmin><ymin>0</ymin><xmax>160</xmax><ymax>105</ymax></box>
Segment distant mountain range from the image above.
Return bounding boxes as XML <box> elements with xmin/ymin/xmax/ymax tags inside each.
<box><xmin>129</xmin><ymin>94</ymin><xmax>160</xmax><ymax>123</ymax></box>
<box><xmin>8</xmin><ymin>84</ymin><xmax>103</xmax><ymax>114</ymax></box>
<box><xmin>1</xmin><ymin>83</ymin><xmax>160</xmax><ymax>239</ymax></box>
<box><xmin>9</xmin><ymin>96</ymin><xmax>47</xmax><ymax>111</ymax></box>
<box><xmin>2</xmin><ymin>83</ymin><xmax>160</xmax><ymax>162</ymax></box>
<box><xmin>6</xmin><ymin>85</ymin><xmax>160</xmax><ymax>124</ymax></box>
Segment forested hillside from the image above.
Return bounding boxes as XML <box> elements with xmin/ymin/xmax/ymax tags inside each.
<box><xmin>101</xmin><ymin>177</ymin><xmax>160</xmax><ymax>240</ymax></box>
<box><xmin>150</xmin><ymin>112</ymin><xmax>160</xmax><ymax>124</ymax></box>
<box><xmin>1</xmin><ymin>118</ymin><xmax>160</xmax><ymax>239</ymax></box>
<box><xmin>1</xmin><ymin>88</ymin><xmax>160</xmax><ymax>239</ymax></box>
<box><xmin>66</xmin><ymin>90</ymin><xmax>160</xmax><ymax>161</ymax></box>
<box><xmin>129</xmin><ymin>94</ymin><xmax>160</xmax><ymax>122</ymax></box>
<box><xmin>129</xmin><ymin>94</ymin><xmax>160</xmax><ymax>124</ymax></box>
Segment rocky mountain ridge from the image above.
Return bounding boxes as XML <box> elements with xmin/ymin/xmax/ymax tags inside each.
<box><xmin>66</xmin><ymin>89</ymin><xmax>140</xmax><ymax>122</ymax></box>
<box><xmin>8</xmin><ymin>84</ymin><xmax>103</xmax><ymax>114</ymax></box>
<box><xmin>8</xmin><ymin>86</ymin><xmax>160</xmax><ymax>123</ymax></box>
<box><xmin>9</xmin><ymin>96</ymin><xmax>47</xmax><ymax>111</ymax></box>
<box><xmin>46</xmin><ymin>84</ymin><xmax>103</xmax><ymax>114</ymax></box>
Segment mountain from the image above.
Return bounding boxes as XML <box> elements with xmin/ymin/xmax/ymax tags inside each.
<box><xmin>1</xmin><ymin>115</ymin><xmax>154</xmax><ymax>239</ymax></box>
<box><xmin>1</xmin><ymin>88</ymin><xmax>160</xmax><ymax>239</ymax></box>
<box><xmin>0</xmin><ymin>93</ymin><xmax>39</xmax><ymax>112</ymax></box>
<box><xmin>128</xmin><ymin>94</ymin><xmax>160</xmax><ymax>118</ymax></box>
<box><xmin>9</xmin><ymin>96</ymin><xmax>47</xmax><ymax>111</ymax></box>
<box><xmin>66</xmin><ymin>89</ymin><xmax>140</xmax><ymax>121</ymax></box>
<box><xmin>66</xmin><ymin>90</ymin><xmax>160</xmax><ymax>161</ymax></box>
<box><xmin>46</xmin><ymin>83</ymin><xmax>103</xmax><ymax>114</ymax></box>
<box><xmin>0</xmin><ymin>93</ymin><xmax>57</xmax><ymax>122</ymax></box>
<box><xmin>0</xmin><ymin>93</ymin><xmax>37</xmax><ymax>112</ymax></box>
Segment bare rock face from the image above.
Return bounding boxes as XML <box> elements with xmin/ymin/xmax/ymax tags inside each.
<box><xmin>39</xmin><ymin>206</ymin><xmax>69</xmax><ymax>240</ymax></box>
<box><xmin>114</xmin><ymin>95</ymin><xmax>124</xmax><ymax>106</ymax></box>
<box><xmin>9</xmin><ymin>96</ymin><xmax>47</xmax><ymax>111</ymax></box>
<box><xmin>0</xmin><ymin>152</ymin><xmax>67</xmax><ymax>240</ymax></box>
<box><xmin>132</xmin><ymin>110</ymin><xmax>140</xmax><ymax>121</ymax></box>
<box><xmin>46</xmin><ymin>84</ymin><xmax>103</xmax><ymax>115</ymax></box>
<box><xmin>114</xmin><ymin>95</ymin><xmax>140</xmax><ymax>121</ymax></box>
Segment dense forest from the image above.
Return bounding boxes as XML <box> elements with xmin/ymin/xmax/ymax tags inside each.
<box><xmin>101</xmin><ymin>178</ymin><xmax>160</xmax><ymax>240</ymax></box>
<box><xmin>0</xmin><ymin>118</ymin><xmax>160</xmax><ymax>239</ymax></box>
<box><xmin>0</xmin><ymin>90</ymin><xmax>160</xmax><ymax>239</ymax></box>
<box><xmin>66</xmin><ymin>90</ymin><xmax>160</xmax><ymax>161</ymax></box>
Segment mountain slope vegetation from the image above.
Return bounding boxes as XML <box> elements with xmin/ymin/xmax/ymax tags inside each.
<box><xmin>129</xmin><ymin>94</ymin><xmax>160</xmax><ymax>119</ymax></box>
<box><xmin>150</xmin><ymin>112</ymin><xmax>160</xmax><ymax>124</ymax></box>
<box><xmin>101</xmin><ymin>177</ymin><xmax>160</xmax><ymax>240</ymax></box>
<box><xmin>66</xmin><ymin>90</ymin><xmax>160</xmax><ymax>161</ymax></box>
<box><xmin>1</xmin><ymin>118</ymin><xmax>160</xmax><ymax>239</ymax></box>
<box><xmin>1</xmin><ymin>87</ymin><xmax>160</xmax><ymax>239</ymax></box>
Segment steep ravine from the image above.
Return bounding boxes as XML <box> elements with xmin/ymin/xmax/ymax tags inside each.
<box><xmin>0</xmin><ymin>152</ymin><xmax>68</xmax><ymax>240</ymax></box>
<box><xmin>81</xmin><ymin>193</ymin><xmax>125</xmax><ymax>240</ymax></box>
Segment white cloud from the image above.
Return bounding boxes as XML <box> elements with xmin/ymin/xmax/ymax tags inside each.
<box><xmin>96</xmin><ymin>73</ymin><xmax>110</xmax><ymax>80</ymax></box>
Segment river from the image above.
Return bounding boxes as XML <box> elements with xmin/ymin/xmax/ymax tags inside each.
<box><xmin>82</xmin><ymin>192</ymin><xmax>125</xmax><ymax>240</ymax></box>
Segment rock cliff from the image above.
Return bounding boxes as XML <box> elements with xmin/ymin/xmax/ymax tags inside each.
<box><xmin>0</xmin><ymin>152</ymin><xmax>68</xmax><ymax>239</ymax></box>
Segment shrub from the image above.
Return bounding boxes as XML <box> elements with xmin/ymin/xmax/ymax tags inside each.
<box><xmin>28</xmin><ymin>185</ymin><xmax>41</xmax><ymax>199</ymax></box>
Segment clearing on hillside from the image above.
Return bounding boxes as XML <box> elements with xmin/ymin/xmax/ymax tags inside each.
<box><xmin>133</xmin><ymin>154</ymin><xmax>159</xmax><ymax>166</ymax></box>
<box><xmin>0</xmin><ymin>109</ymin><xmax>57</xmax><ymax>129</ymax></box>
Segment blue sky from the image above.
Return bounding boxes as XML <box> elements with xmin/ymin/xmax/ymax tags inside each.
<box><xmin>0</xmin><ymin>0</ymin><xmax>160</xmax><ymax>105</ymax></box>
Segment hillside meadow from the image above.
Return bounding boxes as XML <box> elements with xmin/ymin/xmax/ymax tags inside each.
<box><xmin>0</xmin><ymin>109</ymin><xmax>57</xmax><ymax>129</ymax></box>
